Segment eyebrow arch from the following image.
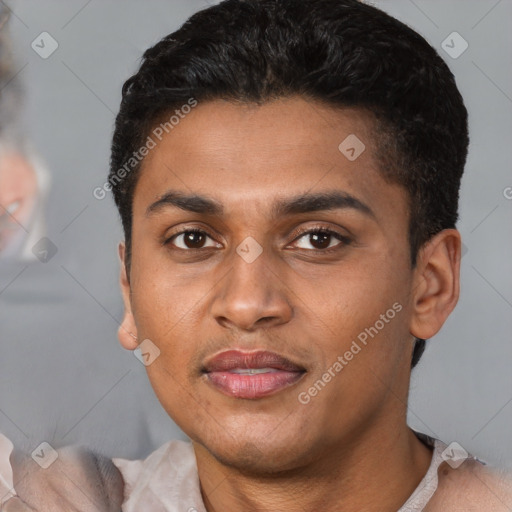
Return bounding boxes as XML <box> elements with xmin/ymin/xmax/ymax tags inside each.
<box><xmin>146</xmin><ymin>190</ymin><xmax>375</xmax><ymax>219</ymax></box>
<box><xmin>146</xmin><ymin>191</ymin><xmax>223</xmax><ymax>217</ymax></box>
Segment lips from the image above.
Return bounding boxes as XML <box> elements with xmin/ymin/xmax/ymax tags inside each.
<box><xmin>202</xmin><ymin>350</ymin><xmax>306</xmax><ymax>399</ymax></box>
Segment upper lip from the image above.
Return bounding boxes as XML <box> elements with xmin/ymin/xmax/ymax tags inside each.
<box><xmin>202</xmin><ymin>350</ymin><xmax>306</xmax><ymax>373</ymax></box>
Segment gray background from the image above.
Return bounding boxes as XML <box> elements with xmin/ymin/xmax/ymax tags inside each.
<box><xmin>0</xmin><ymin>0</ymin><xmax>510</xmax><ymax>466</ymax></box>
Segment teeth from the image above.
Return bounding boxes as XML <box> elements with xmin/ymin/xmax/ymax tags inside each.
<box><xmin>230</xmin><ymin>368</ymin><xmax>278</xmax><ymax>375</ymax></box>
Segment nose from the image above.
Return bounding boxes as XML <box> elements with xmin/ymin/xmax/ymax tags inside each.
<box><xmin>210</xmin><ymin>245</ymin><xmax>293</xmax><ymax>332</ymax></box>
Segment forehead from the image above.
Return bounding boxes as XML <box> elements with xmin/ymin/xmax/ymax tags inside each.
<box><xmin>133</xmin><ymin>97</ymin><xmax>407</xmax><ymax>223</ymax></box>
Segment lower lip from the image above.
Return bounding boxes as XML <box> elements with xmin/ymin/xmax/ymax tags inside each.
<box><xmin>206</xmin><ymin>370</ymin><xmax>304</xmax><ymax>399</ymax></box>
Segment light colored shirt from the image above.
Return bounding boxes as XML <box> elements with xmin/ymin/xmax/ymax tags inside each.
<box><xmin>1</xmin><ymin>431</ymin><xmax>511</xmax><ymax>511</ymax></box>
<box><xmin>111</xmin><ymin>432</ymin><xmax>482</xmax><ymax>512</ymax></box>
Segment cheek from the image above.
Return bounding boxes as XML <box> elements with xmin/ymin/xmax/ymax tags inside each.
<box><xmin>307</xmin><ymin>263</ymin><xmax>400</xmax><ymax>339</ymax></box>
<box><xmin>130</xmin><ymin>246</ymin><xmax>198</xmax><ymax>333</ymax></box>
<box><xmin>301</xmin><ymin>256</ymin><xmax>410</xmax><ymax>397</ymax></box>
<box><xmin>130</xmin><ymin>270</ymin><xmax>203</xmax><ymax>416</ymax></box>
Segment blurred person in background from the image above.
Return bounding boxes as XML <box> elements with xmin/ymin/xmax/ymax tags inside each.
<box><xmin>0</xmin><ymin>6</ymin><xmax>50</xmax><ymax>261</ymax></box>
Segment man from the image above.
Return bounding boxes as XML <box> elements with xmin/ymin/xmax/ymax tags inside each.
<box><xmin>1</xmin><ymin>0</ymin><xmax>511</xmax><ymax>510</ymax></box>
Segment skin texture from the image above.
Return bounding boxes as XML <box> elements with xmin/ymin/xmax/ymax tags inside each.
<box><xmin>117</xmin><ymin>96</ymin><xmax>462</xmax><ymax>511</ymax></box>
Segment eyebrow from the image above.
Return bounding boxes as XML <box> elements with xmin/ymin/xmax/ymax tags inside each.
<box><xmin>146</xmin><ymin>190</ymin><xmax>375</xmax><ymax>220</ymax></box>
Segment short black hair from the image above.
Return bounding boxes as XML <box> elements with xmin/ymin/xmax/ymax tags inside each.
<box><xmin>109</xmin><ymin>0</ymin><xmax>469</xmax><ymax>369</ymax></box>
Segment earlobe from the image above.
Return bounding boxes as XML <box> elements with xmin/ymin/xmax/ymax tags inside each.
<box><xmin>118</xmin><ymin>241</ymin><xmax>139</xmax><ymax>350</ymax></box>
<box><xmin>409</xmin><ymin>229</ymin><xmax>461</xmax><ymax>340</ymax></box>
<box><xmin>118</xmin><ymin>315</ymin><xmax>139</xmax><ymax>350</ymax></box>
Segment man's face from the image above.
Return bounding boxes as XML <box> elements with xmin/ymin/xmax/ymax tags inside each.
<box><xmin>121</xmin><ymin>97</ymin><xmax>418</xmax><ymax>472</ymax></box>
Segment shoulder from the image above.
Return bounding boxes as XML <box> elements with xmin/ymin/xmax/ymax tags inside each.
<box><xmin>0</xmin><ymin>431</ymin><xmax>125</xmax><ymax>510</ymax></box>
<box><xmin>427</xmin><ymin>458</ymin><xmax>512</xmax><ymax>511</ymax></box>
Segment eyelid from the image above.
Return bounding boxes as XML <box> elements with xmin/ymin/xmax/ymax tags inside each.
<box><xmin>164</xmin><ymin>227</ymin><xmax>221</xmax><ymax>249</ymax></box>
<box><xmin>164</xmin><ymin>223</ymin><xmax>351</xmax><ymax>253</ymax></box>
<box><xmin>287</xmin><ymin>225</ymin><xmax>351</xmax><ymax>250</ymax></box>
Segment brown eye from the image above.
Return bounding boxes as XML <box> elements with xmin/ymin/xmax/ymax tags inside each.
<box><xmin>292</xmin><ymin>228</ymin><xmax>350</xmax><ymax>252</ymax></box>
<box><xmin>167</xmin><ymin>229</ymin><xmax>220</xmax><ymax>250</ymax></box>
<box><xmin>183</xmin><ymin>231</ymin><xmax>206</xmax><ymax>248</ymax></box>
<box><xmin>308</xmin><ymin>231</ymin><xmax>331</xmax><ymax>250</ymax></box>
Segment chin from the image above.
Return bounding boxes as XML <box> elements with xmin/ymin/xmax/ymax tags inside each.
<box><xmin>204</xmin><ymin>440</ymin><xmax>306</xmax><ymax>476</ymax></box>
<box><xmin>190</xmin><ymin>418</ymin><xmax>318</xmax><ymax>476</ymax></box>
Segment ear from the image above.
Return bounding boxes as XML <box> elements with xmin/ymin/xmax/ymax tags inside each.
<box><xmin>118</xmin><ymin>242</ymin><xmax>138</xmax><ymax>350</ymax></box>
<box><xmin>409</xmin><ymin>229</ymin><xmax>461</xmax><ymax>340</ymax></box>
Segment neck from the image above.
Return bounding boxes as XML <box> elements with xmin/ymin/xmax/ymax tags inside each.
<box><xmin>194</xmin><ymin>421</ymin><xmax>433</xmax><ymax>512</ymax></box>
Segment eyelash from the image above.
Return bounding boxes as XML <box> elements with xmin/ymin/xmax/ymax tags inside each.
<box><xmin>164</xmin><ymin>226</ymin><xmax>351</xmax><ymax>254</ymax></box>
